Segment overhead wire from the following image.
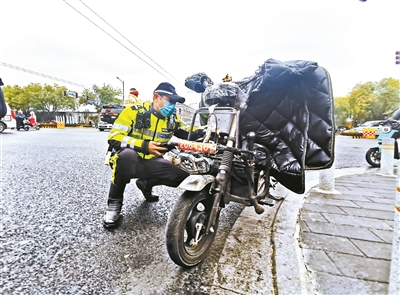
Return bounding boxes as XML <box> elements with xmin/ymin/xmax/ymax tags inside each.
<box><xmin>63</xmin><ymin>0</ymin><xmax>183</xmax><ymax>89</ymax></box>
<box><xmin>0</xmin><ymin>62</ymin><xmax>87</xmax><ymax>88</ymax></box>
<box><xmin>79</xmin><ymin>0</ymin><xmax>181</xmax><ymax>86</ymax></box>
<box><xmin>2</xmin><ymin>2</ymin><xmax>191</xmax><ymax>96</ymax></box>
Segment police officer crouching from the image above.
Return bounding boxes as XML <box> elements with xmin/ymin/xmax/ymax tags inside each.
<box><xmin>104</xmin><ymin>82</ymin><xmax>201</xmax><ymax>229</ymax></box>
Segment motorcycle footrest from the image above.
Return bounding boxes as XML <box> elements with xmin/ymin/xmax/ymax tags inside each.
<box><xmin>269</xmin><ymin>194</ymin><xmax>285</xmax><ymax>201</ymax></box>
<box><xmin>259</xmin><ymin>198</ymin><xmax>275</xmax><ymax>207</ymax></box>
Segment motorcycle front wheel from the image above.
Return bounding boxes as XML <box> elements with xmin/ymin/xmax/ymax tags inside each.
<box><xmin>166</xmin><ymin>184</ymin><xmax>219</xmax><ymax>267</ymax></box>
<box><xmin>366</xmin><ymin>147</ymin><xmax>380</xmax><ymax>167</ymax></box>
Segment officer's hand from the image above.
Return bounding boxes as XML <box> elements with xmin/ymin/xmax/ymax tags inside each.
<box><xmin>148</xmin><ymin>141</ymin><xmax>168</xmax><ymax>156</ymax></box>
<box><xmin>189</xmin><ymin>128</ymin><xmax>206</xmax><ymax>141</ymax></box>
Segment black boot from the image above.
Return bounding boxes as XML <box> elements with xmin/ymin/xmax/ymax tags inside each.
<box><xmin>136</xmin><ymin>179</ymin><xmax>159</xmax><ymax>202</ymax></box>
<box><xmin>103</xmin><ymin>183</ymin><xmax>126</xmax><ymax>229</ymax></box>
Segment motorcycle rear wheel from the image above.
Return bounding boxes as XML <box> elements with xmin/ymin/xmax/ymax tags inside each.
<box><xmin>166</xmin><ymin>184</ymin><xmax>219</xmax><ymax>267</ymax></box>
<box><xmin>366</xmin><ymin>147</ymin><xmax>380</xmax><ymax>167</ymax></box>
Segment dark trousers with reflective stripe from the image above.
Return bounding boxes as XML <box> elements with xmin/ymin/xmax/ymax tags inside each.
<box><xmin>112</xmin><ymin>148</ymin><xmax>189</xmax><ymax>188</ymax></box>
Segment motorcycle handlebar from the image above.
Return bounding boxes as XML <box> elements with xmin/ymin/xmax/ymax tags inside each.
<box><xmin>380</xmin><ymin>119</ymin><xmax>400</xmax><ymax>125</ymax></box>
<box><xmin>389</xmin><ymin>108</ymin><xmax>400</xmax><ymax>121</ymax></box>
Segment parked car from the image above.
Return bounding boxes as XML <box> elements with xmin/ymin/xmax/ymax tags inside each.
<box><xmin>97</xmin><ymin>120</ymin><xmax>113</xmax><ymax>131</ymax></box>
<box><xmin>0</xmin><ymin>102</ymin><xmax>16</xmax><ymax>133</ymax></box>
<box><xmin>353</xmin><ymin>120</ymin><xmax>383</xmax><ymax>136</ymax></box>
<box><xmin>98</xmin><ymin>103</ymin><xmax>124</xmax><ymax>131</ymax></box>
<box><xmin>341</xmin><ymin>120</ymin><xmax>383</xmax><ymax>137</ymax></box>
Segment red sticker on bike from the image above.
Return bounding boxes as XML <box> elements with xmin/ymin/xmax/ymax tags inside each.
<box><xmin>177</xmin><ymin>140</ymin><xmax>217</xmax><ymax>154</ymax></box>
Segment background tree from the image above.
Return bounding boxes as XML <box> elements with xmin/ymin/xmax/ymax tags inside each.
<box><xmin>92</xmin><ymin>83</ymin><xmax>121</xmax><ymax>108</ymax></box>
<box><xmin>2</xmin><ymin>85</ymin><xmax>26</xmax><ymax>111</ymax></box>
<box><xmin>368</xmin><ymin>78</ymin><xmax>400</xmax><ymax>119</ymax></box>
<box><xmin>347</xmin><ymin>81</ymin><xmax>375</xmax><ymax>126</ymax></box>
<box><xmin>78</xmin><ymin>88</ymin><xmax>96</xmax><ymax>105</ymax></box>
<box><xmin>334</xmin><ymin>95</ymin><xmax>351</xmax><ymax>127</ymax></box>
<box><xmin>334</xmin><ymin>78</ymin><xmax>399</xmax><ymax>128</ymax></box>
<box><xmin>77</xmin><ymin>84</ymin><xmax>121</xmax><ymax>108</ymax></box>
<box><xmin>3</xmin><ymin>83</ymin><xmax>75</xmax><ymax>114</ymax></box>
<box><xmin>31</xmin><ymin>84</ymin><xmax>75</xmax><ymax>113</ymax></box>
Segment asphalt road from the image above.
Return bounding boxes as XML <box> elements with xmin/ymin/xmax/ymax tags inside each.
<box><xmin>1</xmin><ymin>128</ymin><xmax>245</xmax><ymax>295</ymax></box>
<box><xmin>0</xmin><ymin>129</ymin><xmax>375</xmax><ymax>294</ymax></box>
<box><xmin>334</xmin><ymin>135</ymin><xmax>377</xmax><ymax>169</ymax></box>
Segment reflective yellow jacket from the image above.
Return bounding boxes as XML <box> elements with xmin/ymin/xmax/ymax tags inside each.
<box><xmin>108</xmin><ymin>101</ymin><xmax>194</xmax><ymax>159</ymax></box>
<box><xmin>124</xmin><ymin>94</ymin><xmax>142</xmax><ymax>107</ymax></box>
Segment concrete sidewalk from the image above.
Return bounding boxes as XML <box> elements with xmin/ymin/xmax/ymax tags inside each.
<box><xmin>211</xmin><ymin>168</ymin><xmax>398</xmax><ymax>295</ymax></box>
<box><xmin>299</xmin><ymin>173</ymin><xmax>396</xmax><ymax>294</ymax></box>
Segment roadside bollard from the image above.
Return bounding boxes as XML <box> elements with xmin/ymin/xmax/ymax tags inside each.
<box><xmin>317</xmin><ymin>157</ymin><xmax>340</xmax><ymax>194</ymax></box>
<box><xmin>380</xmin><ymin>138</ymin><xmax>395</xmax><ymax>176</ymax></box>
<box><xmin>388</xmin><ymin>139</ymin><xmax>400</xmax><ymax>295</ymax></box>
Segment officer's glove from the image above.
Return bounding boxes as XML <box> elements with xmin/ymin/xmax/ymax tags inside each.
<box><xmin>189</xmin><ymin>128</ymin><xmax>207</xmax><ymax>141</ymax></box>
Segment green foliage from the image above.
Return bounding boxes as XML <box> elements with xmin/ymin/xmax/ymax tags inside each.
<box><xmin>78</xmin><ymin>88</ymin><xmax>95</xmax><ymax>106</ymax></box>
<box><xmin>334</xmin><ymin>77</ymin><xmax>400</xmax><ymax>127</ymax></box>
<box><xmin>2</xmin><ymin>85</ymin><xmax>25</xmax><ymax>111</ymax></box>
<box><xmin>334</xmin><ymin>95</ymin><xmax>350</xmax><ymax>125</ymax></box>
<box><xmin>34</xmin><ymin>84</ymin><xmax>75</xmax><ymax>113</ymax></box>
<box><xmin>371</xmin><ymin>78</ymin><xmax>400</xmax><ymax>118</ymax></box>
<box><xmin>92</xmin><ymin>83</ymin><xmax>121</xmax><ymax>108</ymax></box>
<box><xmin>3</xmin><ymin>83</ymin><xmax>75</xmax><ymax>113</ymax></box>
<box><xmin>2</xmin><ymin>83</ymin><xmax>121</xmax><ymax>113</ymax></box>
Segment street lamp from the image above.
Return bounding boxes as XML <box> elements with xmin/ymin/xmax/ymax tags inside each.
<box><xmin>116</xmin><ymin>77</ymin><xmax>124</xmax><ymax>104</ymax></box>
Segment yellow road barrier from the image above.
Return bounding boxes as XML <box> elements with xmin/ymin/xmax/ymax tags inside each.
<box><xmin>362</xmin><ymin>128</ymin><xmax>376</xmax><ymax>139</ymax></box>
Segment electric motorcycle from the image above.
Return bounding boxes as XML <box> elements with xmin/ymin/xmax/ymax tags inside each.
<box><xmin>16</xmin><ymin>114</ymin><xmax>41</xmax><ymax>131</ymax></box>
<box><xmin>365</xmin><ymin>119</ymin><xmax>400</xmax><ymax>167</ymax></box>
<box><xmin>164</xmin><ymin>105</ymin><xmax>278</xmax><ymax>267</ymax></box>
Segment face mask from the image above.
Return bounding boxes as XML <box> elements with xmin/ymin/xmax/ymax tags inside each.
<box><xmin>158</xmin><ymin>96</ymin><xmax>176</xmax><ymax>117</ymax></box>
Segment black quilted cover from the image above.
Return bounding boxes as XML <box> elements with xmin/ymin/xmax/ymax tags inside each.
<box><xmin>237</xmin><ymin>59</ymin><xmax>335</xmax><ymax>193</ymax></box>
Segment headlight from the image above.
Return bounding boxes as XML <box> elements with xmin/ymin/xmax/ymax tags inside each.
<box><xmin>382</xmin><ymin>126</ymin><xmax>391</xmax><ymax>133</ymax></box>
<box><xmin>176</xmin><ymin>153</ymin><xmax>213</xmax><ymax>174</ymax></box>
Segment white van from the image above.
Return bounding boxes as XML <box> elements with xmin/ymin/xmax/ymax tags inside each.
<box><xmin>0</xmin><ymin>102</ymin><xmax>17</xmax><ymax>133</ymax></box>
